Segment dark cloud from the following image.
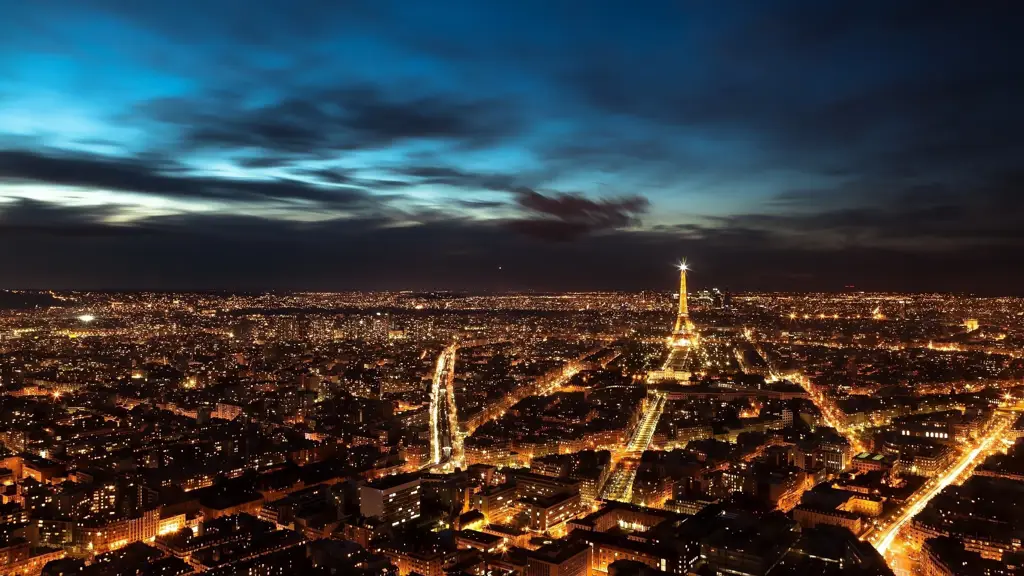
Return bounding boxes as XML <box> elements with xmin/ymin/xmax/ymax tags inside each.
<box><xmin>338</xmin><ymin>86</ymin><xmax>517</xmax><ymax>147</ymax></box>
<box><xmin>567</xmin><ymin>3</ymin><xmax>1024</xmax><ymax>179</ymax></box>
<box><xmin>395</xmin><ymin>165</ymin><xmax>534</xmax><ymax>193</ymax></box>
<box><xmin>705</xmin><ymin>172</ymin><xmax>1024</xmax><ymax>250</ymax></box>
<box><xmin>0</xmin><ymin>199</ymin><xmax>141</xmax><ymax>238</ymax></box>
<box><xmin>507</xmin><ymin>188</ymin><xmax>649</xmax><ymax>241</ymax></box>
<box><xmin>3</xmin><ymin>206</ymin><xmax>1022</xmax><ymax>294</ymax></box>
<box><xmin>3</xmin><ymin>1</ymin><xmax>1024</xmax><ymax>292</ymax></box>
<box><xmin>296</xmin><ymin>168</ymin><xmax>411</xmax><ymax>191</ymax></box>
<box><xmin>0</xmin><ymin>149</ymin><xmax>376</xmax><ymax>209</ymax></box>
<box><xmin>144</xmin><ymin>86</ymin><xmax>519</xmax><ymax>158</ymax></box>
<box><xmin>233</xmin><ymin>156</ymin><xmax>297</xmax><ymax>169</ymax></box>
<box><xmin>456</xmin><ymin>199</ymin><xmax>508</xmax><ymax>210</ymax></box>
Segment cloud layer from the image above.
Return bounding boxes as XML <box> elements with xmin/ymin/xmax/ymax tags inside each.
<box><xmin>0</xmin><ymin>1</ymin><xmax>1022</xmax><ymax>291</ymax></box>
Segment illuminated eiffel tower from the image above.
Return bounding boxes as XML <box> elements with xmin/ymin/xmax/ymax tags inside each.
<box><xmin>672</xmin><ymin>262</ymin><xmax>693</xmax><ymax>340</ymax></box>
<box><xmin>649</xmin><ymin>261</ymin><xmax>697</xmax><ymax>382</ymax></box>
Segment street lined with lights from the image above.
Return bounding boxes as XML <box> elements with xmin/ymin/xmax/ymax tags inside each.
<box><xmin>429</xmin><ymin>344</ymin><xmax>459</xmax><ymax>469</ymax></box>
<box><xmin>601</xmin><ymin>392</ymin><xmax>667</xmax><ymax>502</ymax></box>
<box><xmin>872</xmin><ymin>412</ymin><xmax>1013</xmax><ymax>556</ymax></box>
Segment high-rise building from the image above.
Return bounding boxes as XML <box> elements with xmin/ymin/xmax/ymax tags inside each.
<box><xmin>712</xmin><ymin>288</ymin><xmax>724</xmax><ymax>309</ymax></box>
<box><xmin>359</xmin><ymin>473</ymin><xmax>421</xmax><ymax>527</ymax></box>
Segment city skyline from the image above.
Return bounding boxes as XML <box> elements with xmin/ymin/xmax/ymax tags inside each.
<box><xmin>2</xmin><ymin>2</ymin><xmax>1023</xmax><ymax>293</ymax></box>
<box><xmin>4</xmin><ymin>3</ymin><xmax>1024</xmax><ymax>569</ymax></box>
<box><xmin>1</xmin><ymin>286</ymin><xmax>1022</xmax><ymax>575</ymax></box>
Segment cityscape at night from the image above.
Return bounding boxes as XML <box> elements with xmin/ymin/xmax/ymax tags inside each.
<box><xmin>1</xmin><ymin>279</ymin><xmax>1024</xmax><ymax>575</ymax></box>
<box><xmin>3</xmin><ymin>2</ymin><xmax>1024</xmax><ymax>576</ymax></box>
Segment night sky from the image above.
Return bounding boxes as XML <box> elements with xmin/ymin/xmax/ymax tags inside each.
<box><xmin>1</xmin><ymin>2</ymin><xmax>1022</xmax><ymax>293</ymax></box>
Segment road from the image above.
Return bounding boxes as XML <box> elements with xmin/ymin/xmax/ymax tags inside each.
<box><xmin>748</xmin><ymin>328</ymin><xmax>867</xmax><ymax>453</ymax></box>
<box><xmin>795</xmin><ymin>374</ymin><xmax>868</xmax><ymax>453</ymax></box>
<box><xmin>601</xmin><ymin>332</ymin><xmax>695</xmax><ymax>501</ymax></box>
<box><xmin>460</xmin><ymin>346</ymin><xmax>602</xmax><ymax>436</ymax></box>
<box><xmin>601</xmin><ymin>393</ymin><xmax>667</xmax><ymax>502</ymax></box>
<box><xmin>747</xmin><ymin>328</ymin><xmax>1018</xmax><ymax>571</ymax></box>
<box><xmin>626</xmin><ymin>393</ymin><xmax>668</xmax><ymax>452</ymax></box>
<box><xmin>429</xmin><ymin>344</ymin><xmax>460</xmax><ymax>469</ymax></box>
<box><xmin>872</xmin><ymin>413</ymin><xmax>1012</xmax><ymax>556</ymax></box>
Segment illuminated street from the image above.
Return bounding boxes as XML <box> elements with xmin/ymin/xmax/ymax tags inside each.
<box><xmin>626</xmin><ymin>393</ymin><xmax>668</xmax><ymax>453</ymax></box>
<box><xmin>601</xmin><ymin>392</ymin><xmax>667</xmax><ymax>502</ymax></box>
<box><xmin>752</xmin><ymin>323</ymin><xmax>868</xmax><ymax>454</ymax></box>
<box><xmin>603</xmin><ymin>264</ymin><xmax>692</xmax><ymax>502</ymax></box>
<box><xmin>429</xmin><ymin>344</ymin><xmax>460</xmax><ymax>469</ymax></box>
<box><xmin>873</xmin><ymin>413</ymin><xmax>1014</xmax><ymax>559</ymax></box>
<box><xmin>795</xmin><ymin>373</ymin><xmax>868</xmax><ymax>454</ymax></box>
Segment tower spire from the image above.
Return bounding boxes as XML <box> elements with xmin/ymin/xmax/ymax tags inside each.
<box><xmin>674</xmin><ymin>262</ymin><xmax>691</xmax><ymax>335</ymax></box>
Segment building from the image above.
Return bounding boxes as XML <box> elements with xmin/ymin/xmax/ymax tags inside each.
<box><xmin>213</xmin><ymin>403</ymin><xmax>244</xmax><ymax>421</ymax></box>
<box><xmin>525</xmin><ymin>540</ymin><xmax>591</xmax><ymax>576</ymax></box>
<box><xmin>569</xmin><ymin>502</ymin><xmax>698</xmax><ymax>574</ymax></box>
<box><xmin>455</xmin><ymin>529</ymin><xmax>503</xmax><ymax>553</ymax></box>
<box><xmin>921</xmin><ymin>536</ymin><xmax>1009</xmax><ymax>576</ymax></box>
<box><xmin>479</xmin><ymin>523</ymin><xmax>531</xmax><ymax>549</ymax></box>
<box><xmin>815</xmin><ymin>441</ymin><xmax>851</xmax><ymax>474</ymax></box>
<box><xmin>466</xmin><ymin>464</ymin><xmax>496</xmax><ymax>487</ymax></box>
<box><xmin>506</xmin><ymin>470</ymin><xmax>581</xmax><ymax>500</ymax></box>
<box><xmin>0</xmin><ymin>547</ymin><xmax>64</xmax><ymax>575</ymax></box>
<box><xmin>421</xmin><ymin>472</ymin><xmax>470</xmax><ymax>517</ymax></box>
<box><xmin>893</xmin><ymin>414</ymin><xmax>956</xmax><ymax>445</ymax></box>
<box><xmin>851</xmin><ymin>452</ymin><xmax>895</xmax><ymax>474</ymax></box>
<box><xmin>199</xmin><ymin>491</ymin><xmax>264</xmax><ymax>520</ymax></box>
<box><xmin>0</xmin><ymin>538</ymin><xmax>29</xmax><ymax>566</ymax></box>
<box><xmin>18</xmin><ymin>454</ymin><xmax>64</xmax><ymax>483</ymax></box>
<box><xmin>259</xmin><ymin>484</ymin><xmax>335</xmax><ymax>528</ymax></box>
<box><xmin>529</xmin><ymin>451</ymin><xmax>611</xmax><ymax>507</ymax></box>
<box><xmin>793</xmin><ymin>505</ymin><xmax>863</xmax><ymax>535</ymax></box>
<box><xmin>531</xmin><ymin>458</ymin><xmax>569</xmax><ymax>478</ymax></box>
<box><xmin>903</xmin><ymin>446</ymin><xmax>953</xmax><ymax>477</ymax></box>
<box><xmin>380</xmin><ymin>546</ymin><xmax>453</xmax><ymax>576</ymax></box>
<box><xmin>464</xmin><ymin>438</ymin><xmax>511</xmax><ymax>467</ymax></box>
<box><xmin>73</xmin><ymin>508</ymin><xmax>161</xmax><ymax>555</ymax></box>
<box><xmin>698</xmin><ymin>510</ymin><xmax>801</xmax><ymax>576</ymax></box>
<box><xmin>359</xmin><ymin>473</ymin><xmax>421</xmax><ymax>528</ymax></box>
<box><xmin>675</xmin><ymin>424</ymin><xmax>713</xmax><ymax>446</ymax></box>
<box><xmin>571</xmin><ymin>468</ymin><xmax>607</xmax><ymax>507</ymax></box>
<box><xmin>569</xmin><ymin>502</ymin><xmax>680</xmax><ymax>534</ymax></box>
<box><xmin>631</xmin><ymin>472</ymin><xmax>673</xmax><ymax>508</ymax></box>
<box><xmin>471</xmin><ymin>483</ymin><xmax>516</xmax><ymax>523</ymax></box>
<box><xmin>575</xmin><ymin>530</ymin><xmax>684</xmax><ymax>575</ymax></box>
<box><xmin>841</xmin><ymin>494</ymin><xmax>883</xmax><ymax>517</ymax></box>
<box><xmin>518</xmin><ymin>491</ymin><xmax>579</xmax><ymax>533</ymax></box>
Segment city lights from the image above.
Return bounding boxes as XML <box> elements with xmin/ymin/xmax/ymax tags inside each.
<box><xmin>0</xmin><ymin>2</ymin><xmax>1015</xmax><ymax>573</ymax></box>
<box><xmin>0</xmin><ymin>284</ymin><xmax>1019</xmax><ymax>575</ymax></box>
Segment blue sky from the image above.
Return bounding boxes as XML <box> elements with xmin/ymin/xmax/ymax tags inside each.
<box><xmin>1</xmin><ymin>1</ymin><xmax>1022</xmax><ymax>291</ymax></box>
